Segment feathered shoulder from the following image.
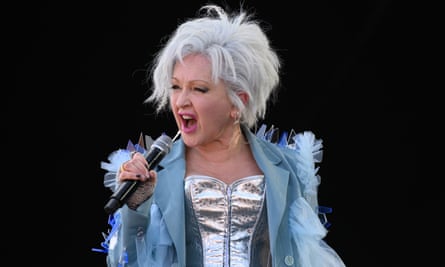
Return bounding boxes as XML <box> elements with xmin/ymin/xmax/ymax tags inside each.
<box><xmin>254</xmin><ymin>124</ymin><xmax>332</xmax><ymax>227</ymax></box>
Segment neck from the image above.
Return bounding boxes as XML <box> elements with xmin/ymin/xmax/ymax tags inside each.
<box><xmin>187</xmin><ymin>125</ymin><xmax>246</xmax><ymax>163</ymax></box>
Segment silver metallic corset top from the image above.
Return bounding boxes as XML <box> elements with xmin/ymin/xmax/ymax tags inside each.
<box><xmin>184</xmin><ymin>175</ymin><xmax>270</xmax><ymax>267</ymax></box>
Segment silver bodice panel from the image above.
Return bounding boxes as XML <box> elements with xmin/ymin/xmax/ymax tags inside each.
<box><xmin>184</xmin><ymin>175</ymin><xmax>269</xmax><ymax>267</ymax></box>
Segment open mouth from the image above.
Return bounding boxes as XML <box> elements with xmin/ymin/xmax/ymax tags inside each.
<box><xmin>180</xmin><ymin>114</ymin><xmax>197</xmax><ymax>132</ymax></box>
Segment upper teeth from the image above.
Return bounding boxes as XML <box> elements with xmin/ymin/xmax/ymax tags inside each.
<box><xmin>182</xmin><ymin>115</ymin><xmax>193</xmax><ymax>119</ymax></box>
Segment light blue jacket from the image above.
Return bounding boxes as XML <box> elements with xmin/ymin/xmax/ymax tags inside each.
<box><xmin>105</xmin><ymin>126</ymin><xmax>345</xmax><ymax>267</ymax></box>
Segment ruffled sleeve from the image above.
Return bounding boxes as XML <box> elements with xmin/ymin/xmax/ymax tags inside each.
<box><xmin>289</xmin><ymin>198</ymin><xmax>346</xmax><ymax>267</ymax></box>
<box><xmin>256</xmin><ymin>124</ymin><xmax>345</xmax><ymax>266</ymax></box>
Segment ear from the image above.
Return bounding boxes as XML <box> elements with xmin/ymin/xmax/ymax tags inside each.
<box><xmin>237</xmin><ymin>91</ymin><xmax>249</xmax><ymax>105</ymax></box>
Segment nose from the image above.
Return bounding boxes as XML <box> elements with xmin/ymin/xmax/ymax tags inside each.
<box><xmin>175</xmin><ymin>89</ymin><xmax>191</xmax><ymax>107</ymax></box>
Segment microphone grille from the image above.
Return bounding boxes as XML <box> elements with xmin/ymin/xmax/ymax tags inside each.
<box><xmin>152</xmin><ymin>134</ymin><xmax>173</xmax><ymax>153</ymax></box>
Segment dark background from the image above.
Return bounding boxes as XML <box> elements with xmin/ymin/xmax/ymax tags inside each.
<box><xmin>10</xmin><ymin>0</ymin><xmax>423</xmax><ymax>266</ymax></box>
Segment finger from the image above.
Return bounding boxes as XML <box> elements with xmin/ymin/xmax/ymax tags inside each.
<box><xmin>118</xmin><ymin>172</ymin><xmax>142</xmax><ymax>182</ymax></box>
<box><xmin>122</xmin><ymin>158</ymin><xmax>147</xmax><ymax>174</ymax></box>
<box><xmin>148</xmin><ymin>170</ymin><xmax>157</xmax><ymax>182</ymax></box>
<box><xmin>132</xmin><ymin>153</ymin><xmax>150</xmax><ymax>171</ymax></box>
<box><xmin>118</xmin><ymin>162</ymin><xmax>148</xmax><ymax>181</ymax></box>
<box><xmin>133</xmin><ymin>153</ymin><xmax>150</xmax><ymax>169</ymax></box>
<box><xmin>133</xmin><ymin>158</ymin><xmax>149</xmax><ymax>173</ymax></box>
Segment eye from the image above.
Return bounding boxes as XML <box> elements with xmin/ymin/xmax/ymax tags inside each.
<box><xmin>194</xmin><ymin>86</ymin><xmax>209</xmax><ymax>93</ymax></box>
<box><xmin>171</xmin><ymin>85</ymin><xmax>180</xmax><ymax>90</ymax></box>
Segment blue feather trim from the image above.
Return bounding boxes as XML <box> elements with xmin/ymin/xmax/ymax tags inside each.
<box><xmin>255</xmin><ymin>124</ymin><xmax>333</xmax><ymax>229</ymax></box>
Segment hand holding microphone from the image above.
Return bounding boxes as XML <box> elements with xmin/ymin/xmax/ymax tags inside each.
<box><xmin>117</xmin><ymin>152</ymin><xmax>158</xmax><ymax>211</ymax></box>
<box><xmin>104</xmin><ymin>131</ymin><xmax>180</xmax><ymax>214</ymax></box>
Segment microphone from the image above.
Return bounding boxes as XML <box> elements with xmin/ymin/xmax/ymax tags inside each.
<box><xmin>104</xmin><ymin>133</ymin><xmax>174</xmax><ymax>214</ymax></box>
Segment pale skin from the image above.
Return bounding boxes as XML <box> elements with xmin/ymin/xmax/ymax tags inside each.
<box><xmin>119</xmin><ymin>53</ymin><xmax>262</xmax><ymax>201</ymax></box>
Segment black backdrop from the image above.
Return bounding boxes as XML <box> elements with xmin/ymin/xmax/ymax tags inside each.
<box><xmin>10</xmin><ymin>0</ymin><xmax>422</xmax><ymax>266</ymax></box>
